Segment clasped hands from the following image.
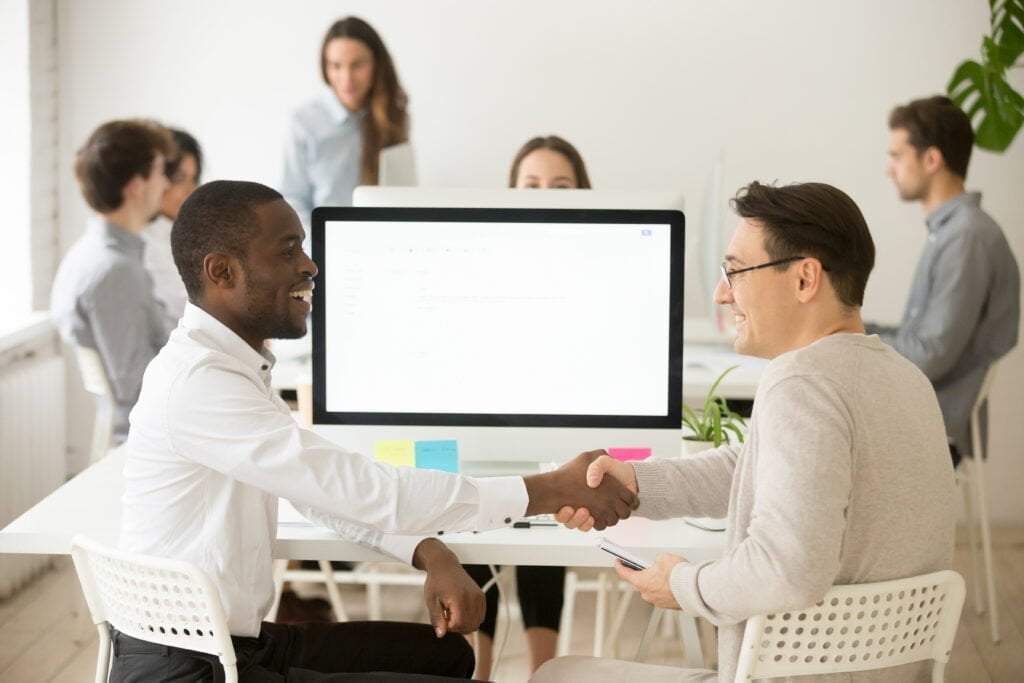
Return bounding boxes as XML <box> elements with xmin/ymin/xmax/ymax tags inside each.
<box><xmin>548</xmin><ymin>450</ymin><xmax>688</xmax><ymax>610</ymax></box>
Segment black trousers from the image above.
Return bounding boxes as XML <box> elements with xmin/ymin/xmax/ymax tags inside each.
<box><xmin>462</xmin><ymin>565</ymin><xmax>565</xmax><ymax>639</ymax></box>
<box><xmin>108</xmin><ymin>621</ymin><xmax>477</xmax><ymax>682</ymax></box>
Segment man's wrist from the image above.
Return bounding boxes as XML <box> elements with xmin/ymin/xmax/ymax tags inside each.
<box><xmin>522</xmin><ymin>473</ymin><xmax>556</xmax><ymax>516</ymax></box>
<box><xmin>412</xmin><ymin>538</ymin><xmax>457</xmax><ymax>571</ymax></box>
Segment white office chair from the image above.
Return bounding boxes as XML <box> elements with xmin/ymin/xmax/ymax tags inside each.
<box><xmin>957</xmin><ymin>362</ymin><xmax>1000</xmax><ymax>643</ymax></box>
<box><xmin>70</xmin><ymin>535</ymin><xmax>238</xmax><ymax>683</ymax></box>
<box><xmin>73</xmin><ymin>345</ymin><xmax>115</xmax><ymax>464</ymax></box>
<box><xmin>734</xmin><ymin>570</ymin><xmax>965</xmax><ymax>682</ymax></box>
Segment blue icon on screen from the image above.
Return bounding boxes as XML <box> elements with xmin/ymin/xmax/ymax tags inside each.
<box><xmin>641</xmin><ymin>229</ymin><xmax>652</xmax><ymax>236</ymax></box>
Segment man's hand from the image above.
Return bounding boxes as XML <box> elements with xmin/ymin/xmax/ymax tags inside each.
<box><xmin>523</xmin><ymin>450</ymin><xmax>638</xmax><ymax>530</ymax></box>
<box><xmin>553</xmin><ymin>453</ymin><xmax>639</xmax><ymax>531</ymax></box>
<box><xmin>412</xmin><ymin>539</ymin><xmax>485</xmax><ymax>637</ymax></box>
<box><xmin>614</xmin><ymin>552</ymin><xmax>687</xmax><ymax>610</ymax></box>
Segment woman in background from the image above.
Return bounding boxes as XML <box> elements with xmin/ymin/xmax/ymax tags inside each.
<box><xmin>464</xmin><ymin>134</ymin><xmax>591</xmax><ymax>679</ymax></box>
<box><xmin>281</xmin><ymin>16</ymin><xmax>408</xmax><ymax>228</ymax></box>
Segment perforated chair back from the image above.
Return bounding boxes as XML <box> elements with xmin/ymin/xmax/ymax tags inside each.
<box><xmin>73</xmin><ymin>345</ymin><xmax>115</xmax><ymax>463</ymax></box>
<box><xmin>734</xmin><ymin>570</ymin><xmax>965</xmax><ymax>682</ymax></box>
<box><xmin>70</xmin><ymin>535</ymin><xmax>238</xmax><ymax>683</ymax></box>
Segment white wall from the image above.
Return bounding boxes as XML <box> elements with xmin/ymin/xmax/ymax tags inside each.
<box><xmin>0</xmin><ymin>0</ymin><xmax>31</xmax><ymax>322</ymax></box>
<box><xmin>55</xmin><ymin>0</ymin><xmax>1024</xmax><ymax>521</ymax></box>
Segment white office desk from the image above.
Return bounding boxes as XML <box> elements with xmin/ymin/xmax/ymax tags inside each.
<box><xmin>0</xmin><ymin>449</ymin><xmax>725</xmax><ymax>568</ymax></box>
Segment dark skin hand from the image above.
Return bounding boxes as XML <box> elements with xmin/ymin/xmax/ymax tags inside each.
<box><xmin>412</xmin><ymin>538</ymin><xmax>486</xmax><ymax>637</ymax></box>
<box><xmin>523</xmin><ymin>450</ymin><xmax>639</xmax><ymax>530</ymax></box>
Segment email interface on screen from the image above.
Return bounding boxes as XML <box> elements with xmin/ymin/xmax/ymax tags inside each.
<box><xmin>315</xmin><ymin>210</ymin><xmax>680</xmax><ymax>424</ymax></box>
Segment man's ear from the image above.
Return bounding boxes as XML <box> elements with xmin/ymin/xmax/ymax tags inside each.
<box><xmin>202</xmin><ymin>253</ymin><xmax>239</xmax><ymax>291</ymax></box>
<box><xmin>794</xmin><ymin>258</ymin><xmax>823</xmax><ymax>302</ymax></box>
<box><xmin>921</xmin><ymin>146</ymin><xmax>945</xmax><ymax>174</ymax></box>
<box><xmin>122</xmin><ymin>175</ymin><xmax>143</xmax><ymax>202</ymax></box>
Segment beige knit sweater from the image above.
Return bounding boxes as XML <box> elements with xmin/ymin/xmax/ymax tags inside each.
<box><xmin>632</xmin><ymin>333</ymin><xmax>957</xmax><ymax>682</ymax></box>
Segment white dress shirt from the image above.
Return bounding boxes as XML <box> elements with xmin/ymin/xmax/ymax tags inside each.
<box><xmin>142</xmin><ymin>215</ymin><xmax>189</xmax><ymax>321</ymax></box>
<box><xmin>121</xmin><ymin>303</ymin><xmax>528</xmax><ymax>635</ymax></box>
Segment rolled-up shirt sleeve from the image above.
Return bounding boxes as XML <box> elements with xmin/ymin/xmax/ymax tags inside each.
<box><xmin>163</xmin><ymin>362</ymin><xmax>529</xmax><ymax>536</ymax></box>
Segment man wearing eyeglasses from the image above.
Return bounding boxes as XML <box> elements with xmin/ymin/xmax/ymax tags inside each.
<box><xmin>535</xmin><ymin>181</ymin><xmax>956</xmax><ymax>683</ymax></box>
<box><xmin>869</xmin><ymin>96</ymin><xmax>1020</xmax><ymax>467</ymax></box>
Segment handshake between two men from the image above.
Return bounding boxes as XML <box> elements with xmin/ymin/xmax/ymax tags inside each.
<box><xmin>417</xmin><ymin>449</ymin><xmax>648</xmax><ymax>638</ymax></box>
<box><xmin>524</xmin><ymin>449</ymin><xmax>639</xmax><ymax>530</ymax></box>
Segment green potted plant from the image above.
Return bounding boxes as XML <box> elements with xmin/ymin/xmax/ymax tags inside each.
<box><xmin>682</xmin><ymin>365</ymin><xmax>747</xmax><ymax>455</ymax></box>
<box><xmin>947</xmin><ymin>0</ymin><xmax>1024</xmax><ymax>152</ymax></box>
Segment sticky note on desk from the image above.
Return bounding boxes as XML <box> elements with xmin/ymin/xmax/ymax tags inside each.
<box><xmin>375</xmin><ymin>440</ymin><xmax>416</xmax><ymax>467</ymax></box>
<box><xmin>608</xmin><ymin>447</ymin><xmax>651</xmax><ymax>462</ymax></box>
<box><xmin>415</xmin><ymin>440</ymin><xmax>459</xmax><ymax>473</ymax></box>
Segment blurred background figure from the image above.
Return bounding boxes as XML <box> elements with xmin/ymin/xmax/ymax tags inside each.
<box><xmin>143</xmin><ymin>127</ymin><xmax>203</xmax><ymax>321</ymax></box>
<box><xmin>281</xmin><ymin>15</ymin><xmax>409</xmax><ymax>236</ymax></box>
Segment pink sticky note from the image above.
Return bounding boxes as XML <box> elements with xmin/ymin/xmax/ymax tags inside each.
<box><xmin>607</xmin><ymin>448</ymin><xmax>652</xmax><ymax>462</ymax></box>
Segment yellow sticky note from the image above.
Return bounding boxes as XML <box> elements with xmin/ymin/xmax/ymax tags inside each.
<box><xmin>374</xmin><ymin>440</ymin><xmax>416</xmax><ymax>467</ymax></box>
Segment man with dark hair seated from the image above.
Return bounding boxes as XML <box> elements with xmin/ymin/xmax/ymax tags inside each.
<box><xmin>51</xmin><ymin>119</ymin><xmax>177</xmax><ymax>443</ymax></box>
<box><xmin>114</xmin><ymin>179</ymin><xmax>638</xmax><ymax>681</ymax></box>
<box><xmin>871</xmin><ymin>95</ymin><xmax>1020</xmax><ymax>467</ymax></box>
<box><xmin>537</xmin><ymin>181</ymin><xmax>957</xmax><ymax>682</ymax></box>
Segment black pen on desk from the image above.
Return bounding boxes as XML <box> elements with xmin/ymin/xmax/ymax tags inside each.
<box><xmin>513</xmin><ymin>520</ymin><xmax>558</xmax><ymax>529</ymax></box>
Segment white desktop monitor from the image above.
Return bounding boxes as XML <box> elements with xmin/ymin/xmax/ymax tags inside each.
<box><xmin>311</xmin><ymin>206</ymin><xmax>684</xmax><ymax>473</ymax></box>
<box><xmin>353</xmin><ymin>186</ymin><xmax>684</xmax><ymax>212</ymax></box>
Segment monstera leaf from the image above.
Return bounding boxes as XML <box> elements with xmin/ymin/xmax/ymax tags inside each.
<box><xmin>947</xmin><ymin>0</ymin><xmax>1024</xmax><ymax>152</ymax></box>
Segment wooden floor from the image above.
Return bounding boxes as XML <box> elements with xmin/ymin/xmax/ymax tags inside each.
<box><xmin>2</xmin><ymin>526</ymin><xmax>1022</xmax><ymax>682</ymax></box>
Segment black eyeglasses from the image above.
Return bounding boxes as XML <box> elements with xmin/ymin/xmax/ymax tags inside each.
<box><xmin>720</xmin><ymin>256</ymin><xmax>809</xmax><ymax>289</ymax></box>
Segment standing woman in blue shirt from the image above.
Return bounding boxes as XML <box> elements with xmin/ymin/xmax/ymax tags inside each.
<box><xmin>281</xmin><ymin>16</ymin><xmax>408</xmax><ymax>227</ymax></box>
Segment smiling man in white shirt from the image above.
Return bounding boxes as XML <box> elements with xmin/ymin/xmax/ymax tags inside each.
<box><xmin>116</xmin><ymin>179</ymin><xmax>637</xmax><ymax>681</ymax></box>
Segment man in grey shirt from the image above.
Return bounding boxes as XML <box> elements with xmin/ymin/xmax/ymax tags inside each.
<box><xmin>870</xmin><ymin>96</ymin><xmax>1020</xmax><ymax>464</ymax></box>
<box><xmin>51</xmin><ymin>119</ymin><xmax>177</xmax><ymax>441</ymax></box>
<box><xmin>536</xmin><ymin>182</ymin><xmax>956</xmax><ymax>682</ymax></box>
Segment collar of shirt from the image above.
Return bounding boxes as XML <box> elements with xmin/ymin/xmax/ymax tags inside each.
<box><xmin>90</xmin><ymin>216</ymin><xmax>145</xmax><ymax>259</ymax></box>
<box><xmin>181</xmin><ymin>302</ymin><xmax>277</xmax><ymax>381</ymax></box>
<box><xmin>319</xmin><ymin>85</ymin><xmax>365</xmax><ymax>125</ymax></box>
<box><xmin>926</xmin><ymin>191</ymin><xmax>981</xmax><ymax>235</ymax></box>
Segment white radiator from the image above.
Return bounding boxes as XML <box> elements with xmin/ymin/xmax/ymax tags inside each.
<box><xmin>0</xmin><ymin>315</ymin><xmax>66</xmax><ymax>597</ymax></box>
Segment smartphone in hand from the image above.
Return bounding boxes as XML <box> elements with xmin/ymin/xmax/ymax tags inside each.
<box><xmin>598</xmin><ymin>539</ymin><xmax>652</xmax><ymax>571</ymax></box>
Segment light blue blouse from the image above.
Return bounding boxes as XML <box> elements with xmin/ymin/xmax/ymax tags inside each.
<box><xmin>281</xmin><ymin>86</ymin><xmax>364</xmax><ymax>229</ymax></box>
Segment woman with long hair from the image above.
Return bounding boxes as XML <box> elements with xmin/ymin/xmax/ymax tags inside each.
<box><xmin>281</xmin><ymin>16</ymin><xmax>408</xmax><ymax>226</ymax></box>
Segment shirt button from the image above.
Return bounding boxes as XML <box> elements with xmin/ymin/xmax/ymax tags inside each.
<box><xmin>261</xmin><ymin>364</ymin><xmax>269</xmax><ymax>371</ymax></box>
<box><xmin>504</xmin><ymin>517</ymin><xmax>512</xmax><ymax>524</ymax></box>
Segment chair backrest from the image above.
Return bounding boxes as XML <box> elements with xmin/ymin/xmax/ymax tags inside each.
<box><xmin>734</xmin><ymin>570</ymin><xmax>965</xmax><ymax>681</ymax></box>
<box><xmin>73</xmin><ymin>345</ymin><xmax>116</xmax><ymax>463</ymax></box>
<box><xmin>74</xmin><ymin>345</ymin><xmax>114</xmax><ymax>398</ymax></box>
<box><xmin>70</xmin><ymin>535</ymin><xmax>237</xmax><ymax>671</ymax></box>
<box><xmin>972</xmin><ymin>363</ymin><xmax>998</xmax><ymax>416</ymax></box>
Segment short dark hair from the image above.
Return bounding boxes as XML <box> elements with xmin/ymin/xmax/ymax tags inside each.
<box><xmin>165</xmin><ymin>128</ymin><xmax>203</xmax><ymax>183</ymax></box>
<box><xmin>889</xmin><ymin>96</ymin><xmax>974</xmax><ymax>179</ymax></box>
<box><xmin>730</xmin><ymin>181</ymin><xmax>875</xmax><ymax>308</ymax></box>
<box><xmin>74</xmin><ymin>119</ymin><xmax>176</xmax><ymax>212</ymax></box>
<box><xmin>508</xmin><ymin>135</ymin><xmax>592</xmax><ymax>189</ymax></box>
<box><xmin>171</xmin><ymin>180</ymin><xmax>283</xmax><ymax>302</ymax></box>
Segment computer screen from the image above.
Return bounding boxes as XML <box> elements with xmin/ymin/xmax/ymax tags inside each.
<box><xmin>312</xmin><ymin>207</ymin><xmax>684</xmax><ymax>469</ymax></box>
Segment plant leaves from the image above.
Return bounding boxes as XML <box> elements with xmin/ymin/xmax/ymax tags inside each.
<box><xmin>990</xmin><ymin>0</ymin><xmax>1024</xmax><ymax>66</ymax></box>
<box><xmin>948</xmin><ymin>58</ymin><xmax>1024</xmax><ymax>152</ymax></box>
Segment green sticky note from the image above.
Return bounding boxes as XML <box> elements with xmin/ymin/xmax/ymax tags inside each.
<box><xmin>374</xmin><ymin>440</ymin><xmax>416</xmax><ymax>467</ymax></box>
